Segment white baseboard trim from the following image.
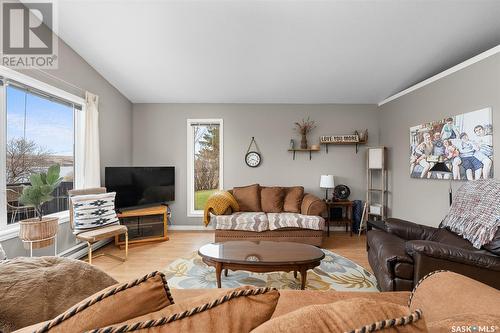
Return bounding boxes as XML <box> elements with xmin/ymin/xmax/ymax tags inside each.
<box><xmin>327</xmin><ymin>226</ymin><xmax>349</xmax><ymax>231</ymax></box>
<box><xmin>168</xmin><ymin>225</ymin><xmax>348</xmax><ymax>232</ymax></box>
<box><xmin>169</xmin><ymin>225</ymin><xmax>215</xmax><ymax>231</ymax></box>
<box><xmin>58</xmin><ymin>239</ymin><xmax>111</xmax><ymax>259</ymax></box>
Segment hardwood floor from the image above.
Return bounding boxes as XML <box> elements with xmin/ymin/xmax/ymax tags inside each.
<box><xmin>92</xmin><ymin>231</ymin><xmax>370</xmax><ymax>282</ymax></box>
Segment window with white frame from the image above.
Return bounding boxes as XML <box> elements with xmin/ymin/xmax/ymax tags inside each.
<box><xmin>0</xmin><ymin>69</ymin><xmax>84</xmax><ymax>230</ymax></box>
<box><xmin>187</xmin><ymin>119</ymin><xmax>223</xmax><ymax>216</ymax></box>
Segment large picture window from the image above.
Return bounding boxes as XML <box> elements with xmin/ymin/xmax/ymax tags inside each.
<box><xmin>187</xmin><ymin>119</ymin><xmax>223</xmax><ymax>216</ymax></box>
<box><xmin>5</xmin><ymin>86</ymin><xmax>75</xmax><ymax>224</ymax></box>
<box><xmin>0</xmin><ymin>67</ymin><xmax>85</xmax><ymax>232</ymax></box>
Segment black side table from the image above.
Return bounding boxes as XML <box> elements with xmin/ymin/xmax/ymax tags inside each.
<box><xmin>325</xmin><ymin>200</ymin><xmax>354</xmax><ymax>237</ymax></box>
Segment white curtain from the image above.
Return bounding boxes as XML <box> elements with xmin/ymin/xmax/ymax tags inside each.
<box><xmin>83</xmin><ymin>92</ymin><xmax>101</xmax><ymax>188</ymax></box>
<box><xmin>0</xmin><ymin>243</ymin><xmax>6</xmax><ymax>260</ymax></box>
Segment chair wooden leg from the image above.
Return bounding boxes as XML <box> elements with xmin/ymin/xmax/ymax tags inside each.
<box><xmin>87</xmin><ymin>241</ymin><xmax>92</xmax><ymax>264</ymax></box>
<box><xmin>82</xmin><ymin>235</ymin><xmax>127</xmax><ymax>264</ymax></box>
<box><xmin>125</xmin><ymin>231</ymin><xmax>128</xmax><ymax>261</ymax></box>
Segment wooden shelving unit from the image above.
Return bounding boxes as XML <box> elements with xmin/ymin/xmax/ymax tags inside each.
<box><xmin>321</xmin><ymin>140</ymin><xmax>367</xmax><ymax>154</ymax></box>
<box><xmin>366</xmin><ymin>147</ymin><xmax>387</xmax><ymax>219</ymax></box>
<box><xmin>358</xmin><ymin>147</ymin><xmax>387</xmax><ymax>236</ymax></box>
<box><xmin>288</xmin><ymin>148</ymin><xmax>320</xmax><ymax>160</ymax></box>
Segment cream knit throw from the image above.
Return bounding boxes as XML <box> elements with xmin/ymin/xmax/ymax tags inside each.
<box><xmin>441</xmin><ymin>179</ymin><xmax>500</xmax><ymax>249</ymax></box>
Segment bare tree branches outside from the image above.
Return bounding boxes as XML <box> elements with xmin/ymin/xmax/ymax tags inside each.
<box><xmin>6</xmin><ymin>138</ymin><xmax>52</xmax><ymax>184</ymax></box>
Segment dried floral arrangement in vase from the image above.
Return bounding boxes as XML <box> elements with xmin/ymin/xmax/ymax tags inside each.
<box><xmin>294</xmin><ymin>117</ymin><xmax>316</xmax><ymax>149</ymax></box>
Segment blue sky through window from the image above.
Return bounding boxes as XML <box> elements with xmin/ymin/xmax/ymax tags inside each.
<box><xmin>6</xmin><ymin>85</ymin><xmax>74</xmax><ymax>156</ymax></box>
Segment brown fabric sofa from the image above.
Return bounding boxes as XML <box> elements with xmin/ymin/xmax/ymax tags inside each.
<box><xmin>212</xmin><ymin>185</ymin><xmax>327</xmax><ymax>246</ymax></box>
<box><xmin>10</xmin><ymin>268</ymin><xmax>500</xmax><ymax>333</ymax></box>
<box><xmin>367</xmin><ymin>218</ymin><xmax>500</xmax><ymax>291</ymax></box>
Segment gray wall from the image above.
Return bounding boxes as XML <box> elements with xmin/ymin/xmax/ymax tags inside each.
<box><xmin>1</xmin><ymin>39</ymin><xmax>133</xmax><ymax>258</ymax></box>
<box><xmin>379</xmin><ymin>53</ymin><xmax>500</xmax><ymax>226</ymax></box>
<box><xmin>132</xmin><ymin>104</ymin><xmax>379</xmax><ymax>226</ymax></box>
<box><xmin>19</xmin><ymin>39</ymin><xmax>134</xmax><ymax>180</ymax></box>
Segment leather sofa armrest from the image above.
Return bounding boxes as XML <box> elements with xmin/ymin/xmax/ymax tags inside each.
<box><xmin>301</xmin><ymin>193</ymin><xmax>327</xmax><ymax>216</ymax></box>
<box><xmin>406</xmin><ymin>240</ymin><xmax>500</xmax><ymax>271</ymax></box>
<box><xmin>406</xmin><ymin>240</ymin><xmax>500</xmax><ymax>288</ymax></box>
<box><xmin>385</xmin><ymin>218</ymin><xmax>437</xmax><ymax>241</ymax></box>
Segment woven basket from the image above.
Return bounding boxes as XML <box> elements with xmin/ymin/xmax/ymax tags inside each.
<box><xmin>19</xmin><ymin>217</ymin><xmax>58</xmax><ymax>249</ymax></box>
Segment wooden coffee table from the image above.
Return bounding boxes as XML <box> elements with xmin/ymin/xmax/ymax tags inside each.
<box><xmin>198</xmin><ymin>241</ymin><xmax>325</xmax><ymax>290</ymax></box>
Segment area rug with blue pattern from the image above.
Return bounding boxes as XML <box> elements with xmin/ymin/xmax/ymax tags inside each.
<box><xmin>162</xmin><ymin>249</ymin><xmax>379</xmax><ymax>291</ymax></box>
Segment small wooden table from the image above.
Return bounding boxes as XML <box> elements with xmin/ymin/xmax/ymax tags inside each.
<box><xmin>325</xmin><ymin>200</ymin><xmax>354</xmax><ymax>236</ymax></box>
<box><xmin>198</xmin><ymin>241</ymin><xmax>325</xmax><ymax>290</ymax></box>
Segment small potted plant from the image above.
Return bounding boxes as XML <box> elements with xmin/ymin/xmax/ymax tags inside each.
<box><xmin>18</xmin><ymin>165</ymin><xmax>63</xmax><ymax>249</ymax></box>
<box><xmin>294</xmin><ymin>117</ymin><xmax>316</xmax><ymax>149</ymax></box>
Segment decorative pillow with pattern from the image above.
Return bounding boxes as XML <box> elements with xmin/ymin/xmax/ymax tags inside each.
<box><xmin>71</xmin><ymin>192</ymin><xmax>120</xmax><ymax>234</ymax></box>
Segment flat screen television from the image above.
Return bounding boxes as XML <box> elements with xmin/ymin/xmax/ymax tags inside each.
<box><xmin>105</xmin><ymin>167</ymin><xmax>175</xmax><ymax>210</ymax></box>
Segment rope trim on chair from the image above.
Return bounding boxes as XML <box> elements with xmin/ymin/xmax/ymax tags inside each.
<box><xmin>34</xmin><ymin>271</ymin><xmax>174</xmax><ymax>333</ymax></box>
<box><xmin>345</xmin><ymin>309</ymin><xmax>423</xmax><ymax>333</ymax></box>
<box><xmin>159</xmin><ymin>272</ymin><xmax>175</xmax><ymax>305</ymax></box>
<box><xmin>407</xmin><ymin>269</ymin><xmax>449</xmax><ymax>307</ymax></box>
<box><xmin>86</xmin><ymin>287</ymin><xmax>277</xmax><ymax>333</ymax></box>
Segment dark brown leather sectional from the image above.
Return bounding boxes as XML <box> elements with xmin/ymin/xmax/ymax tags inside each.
<box><xmin>367</xmin><ymin>218</ymin><xmax>500</xmax><ymax>291</ymax></box>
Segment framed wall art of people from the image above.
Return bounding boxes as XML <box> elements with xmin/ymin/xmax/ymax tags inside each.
<box><xmin>409</xmin><ymin>108</ymin><xmax>493</xmax><ymax>180</ymax></box>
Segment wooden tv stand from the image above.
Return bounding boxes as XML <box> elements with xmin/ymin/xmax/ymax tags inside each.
<box><xmin>115</xmin><ymin>205</ymin><xmax>169</xmax><ymax>247</ymax></box>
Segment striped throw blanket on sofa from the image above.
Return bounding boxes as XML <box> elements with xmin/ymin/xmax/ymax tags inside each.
<box><xmin>441</xmin><ymin>179</ymin><xmax>500</xmax><ymax>249</ymax></box>
<box><xmin>268</xmin><ymin>213</ymin><xmax>324</xmax><ymax>231</ymax></box>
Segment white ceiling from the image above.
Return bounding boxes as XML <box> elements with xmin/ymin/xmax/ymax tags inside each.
<box><xmin>56</xmin><ymin>0</ymin><xmax>500</xmax><ymax>104</ymax></box>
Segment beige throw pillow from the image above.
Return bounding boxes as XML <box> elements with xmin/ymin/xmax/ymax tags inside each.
<box><xmin>17</xmin><ymin>271</ymin><xmax>174</xmax><ymax>333</ymax></box>
<box><xmin>252</xmin><ymin>298</ymin><xmax>427</xmax><ymax>333</ymax></box>
<box><xmin>94</xmin><ymin>286</ymin><xmax>279</xmax><ymax>333</ymax></box>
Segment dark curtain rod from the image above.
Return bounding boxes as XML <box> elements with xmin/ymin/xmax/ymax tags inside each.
<box><xmin>190</xmin><ymin>123</ymin><xmax>220</xmax><ymax>127</ymax></box>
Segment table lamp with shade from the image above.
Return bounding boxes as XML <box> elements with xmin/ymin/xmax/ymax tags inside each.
<box><xmin>429</xmin><ymin>161</ymin><xmax>453</xmax><ymax>206</ymax></box>
<box><xmin>320</xmin><ymin>175</ymin><xmax>335</xmax><ymax>201</ymax></box>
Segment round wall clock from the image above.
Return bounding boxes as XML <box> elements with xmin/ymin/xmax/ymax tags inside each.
<box><xmin>245</xmin><ymin>151</ymin><xmax>261</xmax><ymax>168</ymax></box>
<box><xmin>245</xmin><ymin>137</ymin><xmax>262</xmax><ymax>167</ymax></box>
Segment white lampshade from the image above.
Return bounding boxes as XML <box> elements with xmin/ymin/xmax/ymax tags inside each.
<box><xmin>320</xmin><ymin>175</ymin><xmax>335</xmax><ymax>189</ymax></box>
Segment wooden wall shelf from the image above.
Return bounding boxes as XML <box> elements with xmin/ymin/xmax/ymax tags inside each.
<box><xmin>288</xmin><ymin>148</ymin><xmax>320</xmax><ymax>160</ymax></box>
<box><xmin>321</xmin><ymin>140</ymin><xmax>367</xmax><ymax>154</ymax></box>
